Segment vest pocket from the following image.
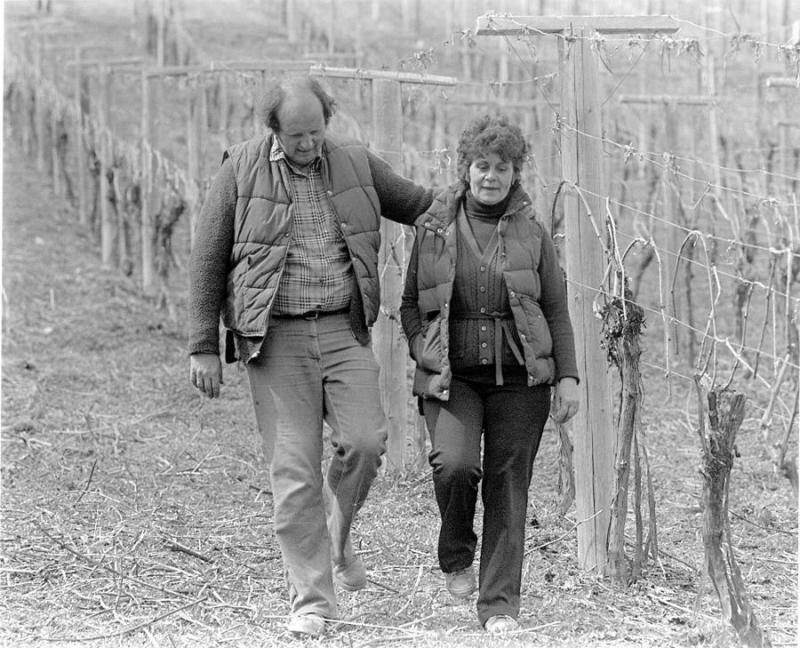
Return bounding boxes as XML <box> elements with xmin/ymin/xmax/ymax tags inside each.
<box><xmin>519</xmin><ymin>296</ymin><xmax>553</xmax><ymax>358</ymax></box>
<box><xmin>416</xmin><ymin>317</ymin><xmax>445</xmax><ymax>373</ymax></box>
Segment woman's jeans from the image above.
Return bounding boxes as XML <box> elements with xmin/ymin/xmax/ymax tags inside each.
<box><xmin>246</xmin><ymin>312</ymin><xmax>387</xmax><ymax>620</ymax></box>
<box><xmin>423</xmin><ymin>376</ymin><xmax>551</xmax><ymax>625</ymax></box>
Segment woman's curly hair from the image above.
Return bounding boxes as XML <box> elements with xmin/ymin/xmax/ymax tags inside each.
<box><xmin>456</xmin><ymin>114</ymin><xmax>529</xmax><ymax>183</ymax></box>
<box><xmin>259</xmin><ymin>76</ymin><xmax>337</xmax><ymax>133</ymax></box>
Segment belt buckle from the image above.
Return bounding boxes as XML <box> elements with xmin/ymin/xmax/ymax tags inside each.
<box><xmin>302</xmin><ymin>310</ymin><xmax>322</xmax><ymax>320</ymax></box>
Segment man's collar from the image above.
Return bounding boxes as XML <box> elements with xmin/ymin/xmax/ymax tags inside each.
<box><xmin>269</xmin><ymin>135</ymin><xmax>322</xmax><ymax>171</ymax></box>
<box><xmin>269</xmin><ymin>136</ymin><xmax>286</xmax><ymax>163</ymax></box>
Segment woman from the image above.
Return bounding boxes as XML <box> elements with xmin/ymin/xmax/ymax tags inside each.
<box><xmin>400</xmin><ymin>114</ymin><xmax>580</xmax><ymax>634</ymax></box>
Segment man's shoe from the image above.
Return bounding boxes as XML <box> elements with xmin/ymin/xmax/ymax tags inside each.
<box><xmin>333</xmin><ymin>556</ymin><xmax>367</xmax><ymax>591</ymax></box>
<box><xmin>287</xmin><ymin>613</ymin><xmax>326</xmax><ymax>638</ymax></box>
<box><xmin>484</xmin><ymin>614</ymin><xmax>520</xmax><ymax>634</ymax></box>
<box><xmin>444</xmin><ymin>565</ymin><xmax>476</xmax><ymax>598</ymax></box>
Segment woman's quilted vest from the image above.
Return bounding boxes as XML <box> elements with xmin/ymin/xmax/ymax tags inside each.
<box><xmin>412</xmin><ymin>183</ymin><xmax>556</xmax><ymax>400</ymax></box>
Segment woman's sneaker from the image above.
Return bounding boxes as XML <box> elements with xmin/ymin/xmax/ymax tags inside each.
<box><xmin>484</xmin><ymin>614</ymin><xmax>520</xmax><ymax>634</ymax></box>
<box><xmin>444</xmin><ymin>565</ymin><xmax>476</xmax><ymax>598</ymax></box>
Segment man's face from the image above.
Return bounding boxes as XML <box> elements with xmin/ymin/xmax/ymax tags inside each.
<box><xmin>275</xmin><ymin>92</ymin><xmax>326</xmax><ymax>167</ymax></box>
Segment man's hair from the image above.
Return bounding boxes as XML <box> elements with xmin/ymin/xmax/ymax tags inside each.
<box><xmin>260</xmin><ymin>76</ymin><xmax>337</xmax><ymax>132</ymax></box>
<box><xmin>456</xmin><ymin>113</ymin><xmax>529</xmax><ymax>183</ymax></box>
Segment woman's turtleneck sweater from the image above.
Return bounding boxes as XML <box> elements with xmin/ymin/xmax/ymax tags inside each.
<box><xmin>462</xmin><ymin>190</ymin><xmax>510</xmax><ymax>251</ymax></box>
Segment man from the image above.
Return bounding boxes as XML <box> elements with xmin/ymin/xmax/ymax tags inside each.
<box><xmin>188</xmin><ymin>76</ymin><xmax>433</xmax><ymax>638</ymax></box>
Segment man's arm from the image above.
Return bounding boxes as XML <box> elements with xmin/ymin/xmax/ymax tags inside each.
<box><xmin>367</xmin><ymin>150</ymin><xmax>434</xmax><ymax>226</ymax></box>
<box><xmin>399</xmin><ymin>239</ymin><xmax>424</xmax><ymax>359</ymax></box>
<box><xmin>188</xmin><ymin>158</ymin><xmax>237</xmax><ymax>357</ymax></box>
<box><xmin>188</xmin><ymin>158</ymin><xmax>237</xmax><ymax>398</ymax></box>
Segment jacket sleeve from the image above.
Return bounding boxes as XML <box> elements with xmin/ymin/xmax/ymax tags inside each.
<box><xmin>367</xmin><ymin>150</ymin><xmax>434</xmax><ymax>225</ymax></box>
<box><xmin>537</xmin><ymin>230</ymin><xmax>580</xmax><ymax>382</ymax></box>
<box><xmin>400</xmin><ymin>236</ymin><xmax>424</xmax><ymax>360</ymax></box>
<box><xmin>188</xmin><ymin>158</ymin><xmax>237</xmax><ymax>356</ymax></box>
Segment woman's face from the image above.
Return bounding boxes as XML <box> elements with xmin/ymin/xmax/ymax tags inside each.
<box><xmin>468</xmin><ymin>152</ymin><xmax>516</xmax><ymax>205</ymax></box>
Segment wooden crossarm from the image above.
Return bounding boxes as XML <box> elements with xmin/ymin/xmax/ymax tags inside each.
<box><xmin>67</xmin><ymin>57</ymin><xmax>144</xmax><ymax>69</ymax></box>
<box><xmin>309</xmin><ymin>65</ymin><xmax>457</xmax><ymax>86</ymax></box>
<box><xmin>475</xmin><ymin>14</ymin><xmax>679</xmax><ymax>36</ymax></box>
<box><xmin>766</xmin><ymin>77</ymin><xmax>799</xmax><ymax>89</ymax></box>
<box><xmin>457</xmin><ymin>98</ymin><xmax>560</xmax><ymax>109</ymax></box>
<box><xmin>618</xmin><ymin>94</ymin><xmax>716</xmax><ymax>106</ymax></box>
<box><xmin>143</xmin><ymin>60</ymin><xmax>313</xmax><ymax>78</ymax></box>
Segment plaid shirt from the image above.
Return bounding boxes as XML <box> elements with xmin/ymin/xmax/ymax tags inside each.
<box><xmin>270</xmin><ymin>138</ymin><xmax>353</xmax><ymax>315</ymax></box>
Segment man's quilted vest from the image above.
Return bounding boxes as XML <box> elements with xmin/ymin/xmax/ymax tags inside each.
<box><xmin>221</xmin><ymin>134</ymin><xmax>382</xmax><ymax>338</ymax></box>
<box><xmin>412</xmin><ymin>183</ymin><xmax>556</xmax><ymax>399</ymax></box>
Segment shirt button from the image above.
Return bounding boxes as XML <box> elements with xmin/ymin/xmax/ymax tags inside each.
<box><xmin>481</xmin><ymin>358</ymin><xmax>489</xmax><ymax>365</ymax></box>
<box><xmin>481</xmin><ymin>325</ymin><xmax>487</xmax><ymax>331</ymax></box>
<box><xmin>479</xmin><ymin>307</ymin><xmax>486</xmax><ymax>313</ymax></box>
<box><xmin>479</xmin><ymin>286</ymin><xmax>486</xmax><ymax>293</ymax></box>
<box><xmin>481</xmin><ymin>342</ymin><xmax>488</xmax><ymax>348</ymax></box>
<box><xmin>480</xmin><ymin>266</ymin><xmax>486</xmax><ymax>272</ymax></box>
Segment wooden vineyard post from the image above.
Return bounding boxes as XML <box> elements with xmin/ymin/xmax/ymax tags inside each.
<box><xmin>73</xmin><ymin>46</ymin><xmax>91</xmax><ymax>227</ymax></box>
<box><xmin>371</xmin><ymin>78</ymin><xmax>407</xmax><ymax>473</ymax></box>
<box><xmin>98</xmin><ymin>64</ymin><xmax>116</xmax><ymax>267</ymax></box>
<box><xmin>476</xmin><ymin>13</ymin><xmax>678</xmax><ymax>572</ymax></box>
<box><xmin>45</xmin><ymin>46</ymin><xmax>64</xmax><ymax>199</ymax></box>
<box><xmin>187</xmin><ymin>81</ymin><xmax>206</xmax><ymax>250</ymax></box>
<box><xmin>310</xmin><ymin>65</ymin><xmax>457</xmax><ymax>473</ymax></box>
<box><xmin>33</xmin><ymin>35</ymin><xmax>50</xmax><ymax>177</ymax></box>
<box><xmin>285</xmin><ymin>0</ymin><xmax>299</xmax><ymax>44</ymax></box>
<box><xmin>765</xmin><ymin>77</ymin><xmax>799</xmax><ymax>196</ymax></box>
<box><xmin>141</xmin><ymin>70</ymin><xmax>160</xmax><ymax>296</ymax></box>
<box><xmin>558</xmin><ymin>28</ymin><xmax>615</xmax><ymax>573</ymax></box>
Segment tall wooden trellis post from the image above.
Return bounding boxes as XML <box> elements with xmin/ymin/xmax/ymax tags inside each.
<box><xmin>309</xmin><ymin>65</ymin><xmax>458</xmax><ymax>474</ymax></box>
<box><xmin>765</xmin><ymin>76</ymin><xmax>800</xmax><ymax>196</ymax></box>
<box><xmin>476</xmin><ymin>14</ymin><xmax>678</xmax><ymax>572</ymax></box>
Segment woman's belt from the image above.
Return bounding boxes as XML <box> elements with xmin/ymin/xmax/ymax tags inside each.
<box><xmin>450</xmin><ymin>310</ymin><xmax>525</xmax><ymax>385</ymax></box>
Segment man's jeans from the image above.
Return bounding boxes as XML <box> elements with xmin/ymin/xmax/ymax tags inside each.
<box><xmin>245</xmin><ymin>312</ymin><xmax>387</xmax><ymax>620</ymax></box>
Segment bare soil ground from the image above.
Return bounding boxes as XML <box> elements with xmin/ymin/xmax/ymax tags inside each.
<box><xmin>1</xmin><ymin>130</ymin><xmax>797</xmax><ymax>647</ymax></box>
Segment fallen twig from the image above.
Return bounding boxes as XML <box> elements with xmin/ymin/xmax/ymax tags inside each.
<box><xmin>166</xmin><ymin>540</ymin><xmax>213</xmax><ymax>564</ymax></box>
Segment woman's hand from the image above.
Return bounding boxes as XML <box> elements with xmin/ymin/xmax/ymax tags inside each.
<box><xmin>552</xmin><ymin>377</ymin><xmax>579</xmax><ymax>424</ymax></box>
